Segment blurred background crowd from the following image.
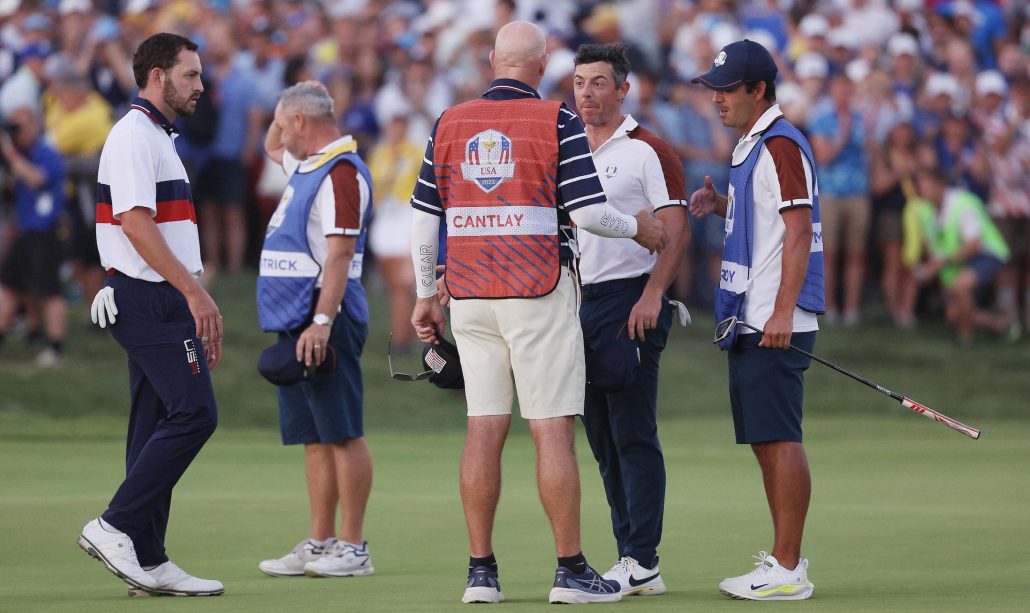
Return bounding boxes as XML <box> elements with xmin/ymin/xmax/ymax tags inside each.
<box><xmin>0</xmin><ymin>0</ymin><xmax>1027</xmax><ymax>367</ymax></box>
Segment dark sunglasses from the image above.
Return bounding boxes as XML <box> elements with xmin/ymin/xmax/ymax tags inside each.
<box><xmin>387</xmin><ymin>332</ymin><xmax>433</xmax><ymax>381</ymax></box>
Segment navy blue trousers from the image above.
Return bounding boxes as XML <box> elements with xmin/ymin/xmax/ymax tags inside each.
<box><xmin>580</xmin><ymin>276</ymin><xmax>671</xmax><ymax>569</ymax></box>
<box><xmin>101</xmin><ymin>273</ymin><xmax>218</xmax><ymax>566</ymax></box>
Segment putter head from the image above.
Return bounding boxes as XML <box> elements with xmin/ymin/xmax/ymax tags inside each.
<box><xmin>714</xmin><ymin>316</ymin><xmax>738</xmax><ymax>344</ymax></box>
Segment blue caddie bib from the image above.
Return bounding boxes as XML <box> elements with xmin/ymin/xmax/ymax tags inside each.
<box><xmin>257</xmin><ymin>142</ymin><xmax>373</xmax><ymax>332</ymax></box>
<box><xmin>715</xmin><ymin>117</ymin><xmax>825</xmax><ymax>350</ymax></box>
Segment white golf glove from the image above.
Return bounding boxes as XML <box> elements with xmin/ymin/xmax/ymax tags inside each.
<box><xmin>668</xmin><ymin>300</ymin><xmax>692</xmax><ymax>327</ymax></box>
<box><xmin>90</xmin><ymin>286</ymin><xmax>118</xmax><ymax>328</ymax></box>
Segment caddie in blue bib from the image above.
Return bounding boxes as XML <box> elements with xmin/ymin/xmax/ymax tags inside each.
<box><xmin>257</xmin><ymin>143</ymin><xmax>373</xmax><ymax>332</ymax></box>
<box><xmin>715</xmin><ymin>118</ymin><xmax>825</xmax><ymax>350</ymax></box>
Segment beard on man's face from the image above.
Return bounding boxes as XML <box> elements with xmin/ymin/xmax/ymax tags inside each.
<box><xmin>163</xmin><ymin>80</ymin><xmax>199</xmax><ymax>117</ymax></box>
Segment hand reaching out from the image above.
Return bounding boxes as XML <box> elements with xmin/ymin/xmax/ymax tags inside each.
<box><xmin>689</xmin><ymin>176</ymin><xmax>718</xmax><ymax>218</ymax></box>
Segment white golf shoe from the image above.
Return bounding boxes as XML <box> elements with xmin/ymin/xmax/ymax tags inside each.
<box><xmin>127</xmin><ymin>561</ymin><xmax>224</xmax><ymax>597</ymax></box>
<box><xmin>603</xmin><ymin>556</ymin><xmax>666</xmax><ymax>595</ymax></box>
<box><xmin>76</xmin><ymin>518</ymin><xmax>157</xmax><ymax>591</ymax></box>
<box><xmin>259</xmin><ymin>538</ymin><xmax>337</xmax><ymax>577</ymax></box>
<box><xmin>303</xmin><ymin>540</ymin><xmax>374</xmax><ymax>577</ymax></box>
<box><xmin>718</xmin><ymin>551</ymin><xmax>814</xmax><ymax>601</ymax></box>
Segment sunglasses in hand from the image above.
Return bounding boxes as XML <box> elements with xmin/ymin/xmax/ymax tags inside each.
<box><xmin>387</xmin><ymin>332</ymin><xmax>433</xmax><ymax>381</ymax></box>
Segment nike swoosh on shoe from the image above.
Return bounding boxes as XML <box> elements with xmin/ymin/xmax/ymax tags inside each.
<box><xmin>628</xmin><ymin>572</ymin><xmax>661</xmax><ymax>587</ymax></box>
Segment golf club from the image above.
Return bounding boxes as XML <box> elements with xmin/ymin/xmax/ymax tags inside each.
<box><xmin>714</xmin><ymin>317</ymin><xmax>981</xmax><ymax>440</ymax></box>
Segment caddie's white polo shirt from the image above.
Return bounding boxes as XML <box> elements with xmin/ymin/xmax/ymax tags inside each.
<box><xmin>279</xmin><ymin>135</ymin><xmax>371</xmax><ymax>286</ymax></box>
<box><xmin>578</xmin><ymin>114</ymin><xmax>687</xmax><ymax>285</ymax></box>
<box><xmin>729</xmin><ymin>105</ymin><xmax>819</xmax><ymax>334</ymax></box>
<box><xmin>96</xmin><ymin>98</ymin><xmax>202</xmax><ymax>282</ymax></box>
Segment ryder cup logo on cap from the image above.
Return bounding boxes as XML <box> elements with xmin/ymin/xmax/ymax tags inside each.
<box><xmin>691</xmin><ymin>39</ymin><xmax>778</xmax><ymax>92</ymax></box>
<box><xmin>461</xmin><ymin>129</ymin><xmax>515</xmax><ymax>193</ymax></box>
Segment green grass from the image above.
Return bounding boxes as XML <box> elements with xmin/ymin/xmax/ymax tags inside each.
<box><xmin>1</xmin><ymin>275</ymin><xmax>1029</xmax><ymax>610</ymax></box>
<box><xmin>1</xmin><ymin>415</ymin><xmax>1029</xmax><ymax>611</ymax></box>
<box><xmin>2</xmin><ymin>274</ymin><xmax>1029</xmax><ymax>427</ymax></box>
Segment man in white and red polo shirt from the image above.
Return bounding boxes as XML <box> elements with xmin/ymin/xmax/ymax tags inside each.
<box><xmin>572</xmin><ymin>42</ymin><xmax>691</xmax><ymax>598</ymax></box>
<box><xmin>78</xmin><ymin>32</ymin><xmax>224</xmax><ymax>598</ymax></box>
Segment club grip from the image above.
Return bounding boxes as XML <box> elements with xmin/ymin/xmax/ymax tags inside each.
<box><xmin>901</xmin><ymin>398</ymin><xmax>981</xmax><ymax>440</ymax></box>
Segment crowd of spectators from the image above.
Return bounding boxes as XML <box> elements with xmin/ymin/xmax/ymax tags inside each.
<box><xmin>0</xmin><ymin>0</ymin><xmax>1027</xmax><ymax>365</ymax></box>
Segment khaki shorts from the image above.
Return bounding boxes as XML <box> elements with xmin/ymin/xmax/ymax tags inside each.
<box><xmin>820</xmin><ymin>194</ymin><xmax>871</xmax><ymax>253</ymax></box>
<box><xmin>450</xmin><ymin>267</ymin><xmax>584</xmax><ymax>419</ymax></box>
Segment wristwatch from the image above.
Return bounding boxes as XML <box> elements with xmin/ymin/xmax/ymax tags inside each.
<box><xmin>313</xmin><ymin>313</ymin><xmax>334</xmax><ymax>327</ymax></box>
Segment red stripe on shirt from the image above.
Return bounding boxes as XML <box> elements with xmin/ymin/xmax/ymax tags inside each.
<box><xmin>765</xmin><ymin>136</ymin><xmax>810</xmax><ymax>203</ymax></box>
<box><xmin>329</xmin><ymin>161</ymin><xmax>361</xmax><ymax>232</ymax></box>
<box><xmin>628</xmin><ymin>125</ymin><xmax>688</xmax><ymax>201</ymax></box>
<box><xmin>153</xmin><ymin>200</ymin><xmax>197</xmax><ymax>223</ymax></box>
<box><xmin>96</xmin><ymin>200</ymin><xmax>197</xmax><ymax>225</ymax></box>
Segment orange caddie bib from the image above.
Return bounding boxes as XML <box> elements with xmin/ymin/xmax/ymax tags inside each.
<box><xmin>434</xmin><ymin>98</ymin><xmax>562</xmax><ymax>299</ymax></box>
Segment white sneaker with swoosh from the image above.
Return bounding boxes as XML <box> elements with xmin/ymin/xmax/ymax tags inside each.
<box><xmin>718</xmin><ymin>552</ymin><xmax>814</xmax><ymax>601</ymax></box>
<box><xmin>602</xmin><ymin>556</ymin><xmax>666</xmax><ymax>595</ymax></box>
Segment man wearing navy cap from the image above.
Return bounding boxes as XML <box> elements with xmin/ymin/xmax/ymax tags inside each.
<box><xmin>0</xmin><ymin>41</ymin><xmax>50</xmax><ymax>117</ymax></box>
<box><xmin>690</xmin><ymin>39</ymin><xmax>824</xmax><ymax>601</ymax></box>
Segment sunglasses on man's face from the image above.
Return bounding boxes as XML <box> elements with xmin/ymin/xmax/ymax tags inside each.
<box><xmin>387</xmin><ymin>332</ymin><xmax>433</xmax><ymax>381</ymax></box>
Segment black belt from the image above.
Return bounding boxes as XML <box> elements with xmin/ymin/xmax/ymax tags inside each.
<box><xmin>106</xmin><ymin>268</ymin><xmax>199</xmax><ymax>285</ymax></box>
<box><xmin>106</xmin><ymin>268</ymin><xmax>169</xmax><ymax>285</ymax></box>
<box><xmin>581</xmin><ymin>274</ymin><xmax>650</xmax><ymax>300</ymax></box>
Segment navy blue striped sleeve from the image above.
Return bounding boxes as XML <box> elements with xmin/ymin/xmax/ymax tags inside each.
<box><xmin>556</xmin><ymin>104</ymin><xmax>606</xmax><ymax>212</ymax></box>
<box><xmin>410</xmin><ymin>117</ymin><xmax>444</xmax><ymax>217</ymax></box>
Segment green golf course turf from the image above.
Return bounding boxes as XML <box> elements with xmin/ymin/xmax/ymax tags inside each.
<box><xmin>1</xmin><ymin>414</ymin><xmax>1028</xmax><ymax>611</ymax></box>
<box><xmin>1</xmin><ymin>275</ymin><xmax>1027</xmax><ymax>611</ymax></box>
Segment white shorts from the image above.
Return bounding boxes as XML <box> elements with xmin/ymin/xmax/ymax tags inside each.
<box><xmin>369</xmin><ymin>200</ymin><xmax>412</xmax><ymax>258</ymax></box>
<box><xmin>450</xmin><ymin>267</ymin><xmax>584</xmax><ymax>419</ymax></box>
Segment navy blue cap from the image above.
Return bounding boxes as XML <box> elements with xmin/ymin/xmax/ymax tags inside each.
<box><xmin>258</xmin><ymin>336</ymin><xmax>336</xmax><ymax>386</ymax></box>
<box><xmin>18</xmin><ymin>42</ymin><xmax>52</xmax><ymax>63</ymax></box>
<box><xmin>422</xmin><ymin>336</ymin><xmax>464</xmax><ymax>390</ymax></box>
<box><xmin>586</xmin><ymin>326</ymin><xmax>641</xmax><ymax>394</ymax></box>
<box><xmin>692</xmin><ymin>39</ymin><xmax>778</xmax><ymax>92</ymax></box>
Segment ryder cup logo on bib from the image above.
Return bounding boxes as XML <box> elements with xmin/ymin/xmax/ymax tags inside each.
<box><xmin>266</xmin><ymin>185</ymin><xmax>295</xmax><ymax>236</ymax></box>
<box><xmin>460</xmin><ymin>129</ymin><xmax>515</xmax><ymax>193</ymax></box>
<box><xmin>724</xmin><ymin>191</ymin><xmax>735</xmax><ymax>237</ymax></box>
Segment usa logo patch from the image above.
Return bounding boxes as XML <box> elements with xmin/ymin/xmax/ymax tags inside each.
<box><xmin>460</xmin><ymin>129</ymin><xmax>515</xmax><ymax>193</ymax></box>
<box><xmin>184</xmin><ymin>339</ymin><xmax>200</xmax><ymax>375</ymax></box>
<box><xmin>266</xmin><ymin>185</ymin><xmax>294</xmax><ymax>237</ymax></box>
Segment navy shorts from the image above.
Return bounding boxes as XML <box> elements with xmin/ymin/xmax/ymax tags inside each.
<box><xmin>728</xmin><ymin>331</ymin><xmax>816</xmax><ymax>444</ymax></box>
<box><xmin>966</xmin><ymin>254</ymin><xmax>1004</xmax><ymax>295</ymax></box>
<box><xmin>277</xmin><ymin>311</ymin><xmax>367</xmax><ymax>445</ymax></box>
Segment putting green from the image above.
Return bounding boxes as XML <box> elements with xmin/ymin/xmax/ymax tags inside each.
<box><xmin>1</xmin><ymin>413</ymin><xmax>1026</xmax><ymax>612</ymax></box>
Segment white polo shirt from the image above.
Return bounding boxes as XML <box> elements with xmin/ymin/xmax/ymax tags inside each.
<box><xmin>96</xmin><ymin>99</ymin><xmax>202</xmax><ymax>282</ymax></box>
<box><xmin>578</xmin><ymin>115</ymin><xmax>687</xmax><ymax>285</ymax></box>
<box><xmin>729</xmin><ymin>105</ymin><xmax>819</xmax><ymax>334</ymax></box>
<box><xmin>278</xmin><ymin>135</ymin><xmax>371</xmax><ymax>286</ymax></box>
